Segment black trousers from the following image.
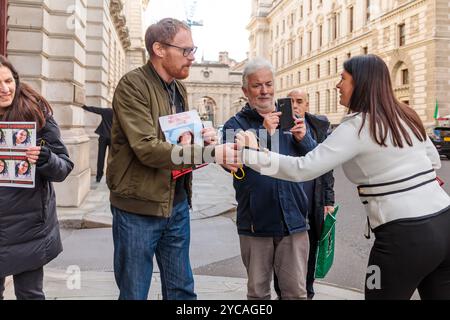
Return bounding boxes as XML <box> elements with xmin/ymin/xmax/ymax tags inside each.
<box><xmin>96</xmin><ymin>136</ymin><xmax>111</xmax><ymax>181</ymax></box>
<box><xmin>365</xmin><ymin>208</ymin><xmax>450</xmax><ymax>300</ymax></box>
<box><xmin>0</xmin><ymin>267</ymin><xmax>45</xmax><ymax>300</ymax></box>
<box><xmin>306</xmin><ymin>224</ymin><xmax>319</xmax><ymax>298</ymax></box>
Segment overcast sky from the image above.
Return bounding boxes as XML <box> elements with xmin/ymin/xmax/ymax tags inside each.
<box><xmin>144</xmin><ymin>0</ymin><xmax>251</xmax><ymax>62</ymax></box>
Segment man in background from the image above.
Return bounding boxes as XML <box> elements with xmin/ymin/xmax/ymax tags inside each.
<box><xmin>82</xmin><ymin>105</ymin><xmax>113</xmax><ymax>182</ymax></box>
<box><xmin>287</xmin><ymin>89</ymin><xmax>335</xmax><ymax>299</ymax></box>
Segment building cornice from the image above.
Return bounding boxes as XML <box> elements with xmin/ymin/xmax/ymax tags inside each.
<box><xmin>186</xmin><ymin>82</ymin><xmax>242</xmax><ymax>87</ymax></box>
<box><xmin>109</xmin><ymin>0</ymin><xmax>131</xmax><ymax>49</ymax></box>
<box><xmin>379</xmin><ymin>0</ymin><xmax>427</xmax><ymax>23</ymax></box>
<box><xmin>267</xmin><ymin>0</ymin><xmax>285</xmax><ymax>20</ymax></box>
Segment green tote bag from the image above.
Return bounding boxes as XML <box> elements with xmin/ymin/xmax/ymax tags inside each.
<box><xmin>315</xmin><ymin>205</ymin><xmax>339</xmax><ymax>279</ymax></box>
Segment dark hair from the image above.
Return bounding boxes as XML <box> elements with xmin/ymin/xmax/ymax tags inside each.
<box><xmin>0</xmin><ymin>129</ymin><xmax>5</xmax><ymax>144</ymax></box>
<box><xmin>343</xmin><ymin>54</ymin><xmax>426</xmax><ymax>148</ymax></box>
<box><xmin>0</xmin><ymin>159</ymin><xmax>7</xmax><ymax>175</ymax></box>
<box><xmin>15</xmin><ymin>159</ymin><xmax>31</xmax><ymax>177</ymax></box>
<box><xmin>145</xmin><ymin>18</ymin><xmax>190</xmax><ymax>58</ymax></box>
<box><xmin>177</xmin><ymin>130</ymin><xmax>194</xmax><ymax>144</ymax></box>
<box><xmin>0</xmin><ymin>55</ymin><xmax>53</xmax><ymax>130</ymax></box>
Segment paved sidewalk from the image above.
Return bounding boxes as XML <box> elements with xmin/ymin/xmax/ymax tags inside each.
<box><xmin>4</xmin><ymin>164</ymin><xmax>364</xmax><ymax>300</ymax></box>
<box><xmin>4</xmin><ymin>269</ymin><xmax>363</xmax><ymax>300</ymax></box>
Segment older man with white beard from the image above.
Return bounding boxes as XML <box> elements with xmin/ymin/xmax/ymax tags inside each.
<box><xmin>221</xmin><ymin>57</ymin><xmax>317</xmax><ymax>300</ymax></box>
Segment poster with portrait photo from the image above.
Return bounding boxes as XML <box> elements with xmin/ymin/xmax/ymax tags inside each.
<box><xmin>0</xmin><ymin>122</ymin><xmax>36</xmax><ymax>151</ymax></box>
<box><xmin>159</xmin><ymin>110</ymin><xmax>209</xmax><ymax>180</ymax></box>
<box><xmin>159</xmin><ymin>110</ymin><xmax>204</xmax><ymax>146</ymax></box>
<box><xmin>0</xmin><ymin>155</ymin><xmax>35</xmax><ymax>188</ymax></box>
<box><xmin>0</xmin><ymin>122</ymin><xmax>36</xmax><ymax>188</ymax></box>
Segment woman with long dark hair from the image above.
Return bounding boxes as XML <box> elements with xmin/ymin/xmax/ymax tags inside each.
<box><xmin>0</xmin><ymin>55</ymin><xmax>74</xmax><ymax>300</ymax></box>
<box><xmin>233</xmin><ymin>54</ymin><xmax>450</xmax><ymax>299</ymax></box>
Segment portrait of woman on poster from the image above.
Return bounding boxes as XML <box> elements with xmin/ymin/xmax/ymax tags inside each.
<box><xmin>0</xmin><ymin>55</ymin><xmax>74</xmax><ymax>300</ymax></box>
<box><xmin>0</xmin><ymin>159</ymin><xmax>8</xmax><ymax>177</ymax></box>
<box><xmin>14</xmin><ymin>160</ymin><xmax>31</xmax><ymax>178</ymax></box>
<box><xmin>177</xmin><ymin>130</ymin><xmax>194</xmax><ymax>145</ymax></box>
<box><xmin>12</xmin><ymin>129</ymin><xmax>31</xmax><ymax>146</ymax></box>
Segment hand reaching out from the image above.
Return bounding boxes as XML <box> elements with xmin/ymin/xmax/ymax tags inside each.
<box><xmin>235</xmin><ymin>131</ymin><xmax>259</xmax><ymax>150</ymax></box>
<box><xmin>214</xmin><ymin>143</ymin><xmax>242</xmax><ymax>169</ymax></box>
<box><xmin>202</xmin><ymin>127</ymin><xmax>218</xmax><ymax>146</ymax></box>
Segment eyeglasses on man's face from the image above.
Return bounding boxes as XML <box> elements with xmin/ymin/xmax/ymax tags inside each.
<box><xmin>161</xmin><ymin>43</ymin><xmax>197</xmax><ymax>57</ymax></box>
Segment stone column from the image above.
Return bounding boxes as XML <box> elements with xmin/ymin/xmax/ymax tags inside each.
<box><xmin>123</xmin><ymin>0</ymin><xmax>147</xmax><ymax>70</ymax></box>
<box><xmin>8</xmin><ymin>0</ymin><xmax>91</xmax><ymax>206</ymax></box>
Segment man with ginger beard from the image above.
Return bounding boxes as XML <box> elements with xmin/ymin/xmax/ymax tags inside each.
<box><xmin>107</xmin><ymin>18</ymin><xmax>219</xmax><ymax>300</ymax></box>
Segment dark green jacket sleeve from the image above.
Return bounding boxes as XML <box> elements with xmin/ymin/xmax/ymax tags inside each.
<box><xmin>113</xmin><ymin>76</ymin><xmax>211</xmax><ymax>170</ymax></box>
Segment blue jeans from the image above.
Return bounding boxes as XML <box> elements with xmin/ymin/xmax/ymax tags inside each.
<box><xmin>111</xmin><ymin>200</ymin><xmax>196</xmax><ymax>300</ymax></box>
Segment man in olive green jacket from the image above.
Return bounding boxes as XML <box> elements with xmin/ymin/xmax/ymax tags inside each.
<box><xmin>106</xmin><ymin>18</ymin><xmax>224</xmax><ymax>300</ymax></box>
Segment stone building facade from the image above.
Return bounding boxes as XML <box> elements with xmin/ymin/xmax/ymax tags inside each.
<box><xmin>248</xmin><ymin>0</ymin><xmax>450</xmax><ymax>125</ymax></box>
<box><xmin>185</xmin><ymin>52</ymin><xmax>247</xmax><ymax>127</ymax></box>
<box><xmin>3</xmin><ymin>0</ymin><xmax>148</xmax><ymax>206</ymax></box>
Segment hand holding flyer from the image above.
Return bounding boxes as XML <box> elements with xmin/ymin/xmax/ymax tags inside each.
<box><xmin>159</xmin><ymin>110</ymin><xmax>204</xmax><ymax>147</ymax></box>
<box><xmin>159</xmin><ymin>110</ymin><xmax>207</xmax><ymax>180</ymax></box>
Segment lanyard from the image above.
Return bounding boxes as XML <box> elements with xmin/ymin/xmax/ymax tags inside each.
<box><xmin>232</xmin><ymin>167</ymin><xmax>245</xmax><ymax>180</ymax></box>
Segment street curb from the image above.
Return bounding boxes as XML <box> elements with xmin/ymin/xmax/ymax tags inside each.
<box><xmin>57</xmin><ymin>206</ymin><xmax>237</xmax><ymax>229</ymax></box>
<box><xmin>59</xmin><ymin>218</ymin><xmax>111</xmax><ymax>229</ymax></box>
<box><xmin>315</xmin><ymin>280</ymin><xmax>364</xmax><ymax>294</ymax></box>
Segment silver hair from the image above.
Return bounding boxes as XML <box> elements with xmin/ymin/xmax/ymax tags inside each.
<box><xmin>242</xmin><ymin>57</ymin><xmax>274</xmax><ymax>87</ymax></box>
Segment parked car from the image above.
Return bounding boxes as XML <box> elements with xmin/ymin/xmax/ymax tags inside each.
<box><xmin>429</xmin><ymin>126</ymin><xmax>450</xmax><ymax>159</ymax></box>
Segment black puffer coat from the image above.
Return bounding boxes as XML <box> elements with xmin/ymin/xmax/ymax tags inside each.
<box><xmin>0</xmin><ymin>116</ymin><xmax>74</xmax><ymax>278</ymax></box>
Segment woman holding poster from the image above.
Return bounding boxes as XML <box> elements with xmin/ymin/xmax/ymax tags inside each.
<box><xmin>0</xmin><ymin>55</ymin><xmax>74</xmax><ymax>300</ymax></box>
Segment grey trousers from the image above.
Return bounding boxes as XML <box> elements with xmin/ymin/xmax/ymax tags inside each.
<box><xmin>239</xmin><ymin>232</ymin><xmax>309</xmax><ymax>300</ymax></box>
<box><xmin>0</xmin><ymin>267</ymin><xmax>45</xmax><ymax>300</ymax></box>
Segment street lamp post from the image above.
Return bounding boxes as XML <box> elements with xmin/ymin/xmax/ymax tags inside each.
<box><xmin>0</xmin><ymin>0</ymin><xmax>9</xmax><ymax>56</ymax></box>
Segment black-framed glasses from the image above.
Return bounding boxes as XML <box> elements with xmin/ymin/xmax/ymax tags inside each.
<box><xmin>161</xmin><ymin>43</ymin><xmax>197</xmax><ymax>57</ymax></box>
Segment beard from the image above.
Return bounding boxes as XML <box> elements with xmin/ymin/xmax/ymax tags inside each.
<box><xmin>251</xmin><ymin>97</ymin><xmax>274</xmax><ymax>114</ymax></box>
<box><xmin>163</xmin><ymin>59</ymin><xmax>192</xmax><ymax>80</ymax></box>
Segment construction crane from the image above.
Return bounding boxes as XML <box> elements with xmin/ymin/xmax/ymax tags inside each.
<box><xmin>184</xmin><ymin>0</ymin><xmax>203</xmax><ymax>27</ymax></box>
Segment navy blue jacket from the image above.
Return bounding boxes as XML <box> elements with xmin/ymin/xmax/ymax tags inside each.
<box><xmin>304</xmin><ymin>113</ymin><xmax>335</xmax><ymax>239</ymax></box>
<box><xmin>223</xmin><ymin>104</ymin><xmax>317</xmax><ymax>237</ymax></box>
